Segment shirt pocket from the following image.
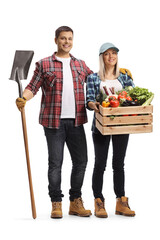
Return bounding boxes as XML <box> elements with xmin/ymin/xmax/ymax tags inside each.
<box><xmin>44</xmin><ymin>72</ymin><xmax>59</xmax><ymax>87</ymax></box>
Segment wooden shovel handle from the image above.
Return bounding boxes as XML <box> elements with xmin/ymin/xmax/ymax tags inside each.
<box><xmin>21</xmin><ymin>108</ymin><xmax>36</xmax><ymax>219</ymax></box>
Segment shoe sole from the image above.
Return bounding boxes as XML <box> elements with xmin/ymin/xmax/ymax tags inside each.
<box><xmin>94</xmin><ymin>213</ymin><xmax>108</xmax><ymax>218</ymax></box>
<box><xmin>115</xmin><ymin>211</ymin><xmax>135</xmax><ymax>217</ymax></box>
<box><xmin>69</xmin><ymin>211</ymin><xmax>92</xmax><ymax>217</ymax></box>
<box><xmin>51</xmin><ymin>214</ymin><xmax>63</xmax><ymax>219</ymax></box>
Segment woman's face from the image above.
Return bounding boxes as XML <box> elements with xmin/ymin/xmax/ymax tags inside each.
<box><xmin>103</xmin><ymin>48</ymin><xmax>118</xmax><ymax>67</ymax></box>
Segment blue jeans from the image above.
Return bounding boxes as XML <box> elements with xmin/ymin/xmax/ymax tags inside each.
<box><xmin>44</xmin><ymin>119</ymin><xmax>88</xmax><ymax>202</ymax></box>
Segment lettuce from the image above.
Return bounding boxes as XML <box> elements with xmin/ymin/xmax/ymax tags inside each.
<box><xmin>126</xmin><ymin>86</ymin><xmax>154</xmax><ymax>105</ymax></box>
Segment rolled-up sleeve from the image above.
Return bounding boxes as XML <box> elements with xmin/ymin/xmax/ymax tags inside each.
<box><xmin>86</xmin><ymin>74</ymin><xmax>97</xmax><ymax>110</ymax></box>
<box><xmin>118</xmin><ymin>72</ymin><xmax>135</xmax><ymax>89</ymax></box>
<box><xmin>25</xmin><ymin>62</ymin><xmax>44</xmax><ymax>95</ymax></box>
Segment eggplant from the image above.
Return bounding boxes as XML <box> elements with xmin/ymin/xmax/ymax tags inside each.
<box><xmin>121</xmin><ymin>100</ymin><xmax>131</xmax><ymax>106</ymax></box>
<box><xmin>121</xmin><ymin>100</ymin><xmax>139</xmax><ymax>107</ymax></box>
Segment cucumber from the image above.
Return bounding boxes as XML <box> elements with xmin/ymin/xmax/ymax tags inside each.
<box><xmin>142</xmin><ymin>94</ymin><xmax>154</xmax><ymax>106</ymax></box>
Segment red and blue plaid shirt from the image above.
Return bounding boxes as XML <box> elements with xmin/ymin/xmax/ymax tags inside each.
<box><xmin>26</xmin><ymin>53</ymin><xmax>93</xmax><ymax>129</ymax></box>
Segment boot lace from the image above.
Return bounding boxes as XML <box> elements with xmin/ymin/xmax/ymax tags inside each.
<box><xmin>121</xmin><ymin>200</ymin><xmax>130</xmax><ymax>209</ymax></box>
<box><xmin>52</xmin><ymin>202</ymin><xmax>61</xmax><ymax>210</ymax></box>
<box><xmin>96</xmin><ymin>201</ymin><xmax>105</xmax><ymax>210</ymax></box>
<box><xmin>75</xmin><ymin>198</ymin><xmax>84</xmax><ymax>209</ymax></box>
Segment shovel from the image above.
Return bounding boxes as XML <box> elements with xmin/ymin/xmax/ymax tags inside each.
<box><xmin>10</xmin><ymin>50</ymin><xmax>36</xmax><ymax>219</ymax></box>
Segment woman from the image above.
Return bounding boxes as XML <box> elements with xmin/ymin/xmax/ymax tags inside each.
<box><xmin>86</xmin><ymin>42</ymin><xmax>135</xmax><ymax>218</ymax></box>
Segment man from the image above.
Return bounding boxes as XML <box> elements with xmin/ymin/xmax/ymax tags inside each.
<box><xmin>16</xmin><ymin>26</ymin><xmax>92</xmax><ymax>218</ymax></box>
<box><xmin>16</xmin><ymin>26</ymin><xmax>131</xmax><ymax>218</ymax></box>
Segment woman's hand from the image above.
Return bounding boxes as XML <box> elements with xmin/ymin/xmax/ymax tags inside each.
<box><xmin>88</xmin><ymin>101</ymin><xmax>100</xmax><ymax>113</ymax></box>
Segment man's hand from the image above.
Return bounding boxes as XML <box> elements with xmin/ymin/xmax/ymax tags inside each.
<box><xmin>119</xmin><ymin>68</ymin><xmax>133</xmax><ymax>79</ymax></box>
<box><xmin>88</xmin><ymin>101</ymin><xmax>100</xmax><ymax>113</ymax></box>
<box><xmin>16</xmin><ymin>97</ymin><xmax>27</xmax><ymax>111</ymax></box>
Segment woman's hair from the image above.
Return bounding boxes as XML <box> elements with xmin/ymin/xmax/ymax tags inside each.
<box><xmin>55</xmin><ymin>26</ymin><xmax>73</xmax><ymax>38</ymax></box>
<box><xmin>98</xmin><ymin>53</ymin><xmax>120</xmax><ymax>81</ymax></box>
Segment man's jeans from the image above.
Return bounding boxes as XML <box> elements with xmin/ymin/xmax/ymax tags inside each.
<box><xmin>44</xmin><ymin>119</ymin><xmax>88</xmax><ymax>202</ymax></box>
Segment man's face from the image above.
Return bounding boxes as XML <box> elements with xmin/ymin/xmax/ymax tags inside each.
<box><xmin>55</xmin><ymin>31</ymin><xmax>73</xmax><ymax>56</ymax></box>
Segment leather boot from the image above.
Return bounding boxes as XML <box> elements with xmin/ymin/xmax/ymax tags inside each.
<box><xmin>51</xmin><ymin>202</ymin><xmax>63</xmax><ymax>218</ymax></box>
<box><xmin>94</xmin><ymin>198</ymin><xmax>108</xmax><ymax>218</ymax></box>
<box><xmin>115</xmin><ymin>196</ymin><xmax>135</xmax><ymax>217</ymax></box>
<box><xmin>69</xmin><ymin>198</ymin><xmax>92</xmax><ymax>217</ymax></box>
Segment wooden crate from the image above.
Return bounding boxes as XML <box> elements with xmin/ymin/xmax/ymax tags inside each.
<box><xmin>96</xmin><ymin>105</ymin><xmax>153</xmax><ymax>135</ymax></box>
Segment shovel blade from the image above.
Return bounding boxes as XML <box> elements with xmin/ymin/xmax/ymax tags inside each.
<box><xmin>9</xmin><ymin>50</ymin><xmax>34</xmax><ymax>81</ymax></box>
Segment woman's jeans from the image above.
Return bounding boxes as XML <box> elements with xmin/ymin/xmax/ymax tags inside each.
<box><xmin>92</xmin><ymin>132</ymin><xmax>129</xmax><ymax>200</ymax></box>
<box><xmin>44</xmin><ymin>119</ymin><xmax>88</xmax><ymax>202</ymax></box>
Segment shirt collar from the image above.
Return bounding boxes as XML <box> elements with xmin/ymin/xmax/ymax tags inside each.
<box><xmin>52</xmin><ymin>52</ymin><xmax>76</xmax><ymax>61</ymax></box>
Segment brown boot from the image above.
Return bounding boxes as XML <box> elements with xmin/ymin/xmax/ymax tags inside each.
<box><xmin>51</xmin><ymin>202</ymin><xmax>63</xmax><ymax>218</ymax></box>
<box><xmin>69</xmin><ymin>198</ymin><xmax>92</xmax><ymax>217</ymax></box>
<box><xmin>94</xmin><ymin>198</ymin><xmax>108</xmax><ymax>218</ymax></box>
<box><xmin>115</xmin><ymin>196</ymin><xmax>135</xmax><ymax>217</ymax></box>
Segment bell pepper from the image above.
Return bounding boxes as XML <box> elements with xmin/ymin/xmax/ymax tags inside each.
<box><xmin>102</xmin><ymin>101</ymin><xmax>110</xmax><ymax>107</ymax></box>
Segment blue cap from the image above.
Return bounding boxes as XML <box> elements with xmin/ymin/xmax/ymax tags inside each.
<box><xmin>99</xmin><ymin>42</ymin><xmax>119</xmax><ymax>55</ymax></box>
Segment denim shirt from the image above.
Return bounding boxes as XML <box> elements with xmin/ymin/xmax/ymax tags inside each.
<box><xmin>86</xmin><ymin>72</ymin><xmax>135</xmax><ymax>133</ymax></box>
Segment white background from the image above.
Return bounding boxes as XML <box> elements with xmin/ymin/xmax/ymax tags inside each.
<box><xmin>1</xmin><ymin>0</ymin><xmax>160</xmax><ymax>239</ymax></box>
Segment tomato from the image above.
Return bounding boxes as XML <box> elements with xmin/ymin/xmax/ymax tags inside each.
<box><xmin>110</xmin><ymin>99</ymin><xmax>120</xmax><ymax>107</ymax></box>
<box><xmin>121</xmin><ymin>91</ymin><xmax>127</xmax><ymax>96</ymax></box>
<box><xmin>126</xmin><ymin>96</ymin><xmax>132</xmax><ymax>101</ymax></box>
<box><xmin>118</xmin><ymin>93</ymin><xmax>126</xmax><ymax>101</ymax></box>
<box><xmin>109</xmin><ymin>95</ymin><xmax>117</xmax><ymax>101</ymax></box>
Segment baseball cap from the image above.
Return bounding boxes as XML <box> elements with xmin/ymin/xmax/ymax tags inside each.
<box><xmin>99</xmin><ymin>42</ymin><xmax>119</xmax><ymax>55</ymax></box>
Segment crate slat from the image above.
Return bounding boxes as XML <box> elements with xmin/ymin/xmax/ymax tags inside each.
<box><xmin>99</xmin><ymin>104</ymin><xmax>153</xmax><ymax>116</ymax></box>
<box><xmin>96</xmin><ymin>112</ymin><xmax>153</xmax><ymax>125</ymax></box>
<box><xmin>96</xmin><ymin>120</ymin><xmax>153</xmax><ymax>135</ymax></box>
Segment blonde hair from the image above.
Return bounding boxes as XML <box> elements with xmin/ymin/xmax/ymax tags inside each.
<box><xmin>98</xmin><ymin>54</ymin><xmax>120</xmax><ymax>81</ymax></box>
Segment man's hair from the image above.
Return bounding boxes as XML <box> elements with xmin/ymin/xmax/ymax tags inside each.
<box><xmin>55</xmin><ymin>26</ymin><xmax>73</xmax><ymax>38</ymax></box>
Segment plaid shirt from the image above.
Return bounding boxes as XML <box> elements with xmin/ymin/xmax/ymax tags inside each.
<box><xmin>26</xmin><ymin>53</ymin><xmax>93</xmax><ymax>129</ymax></box>
<box><xmin>86</xmin><ymin>72</ymin><xmax>135</xmax><ymax>133</ymax></box>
